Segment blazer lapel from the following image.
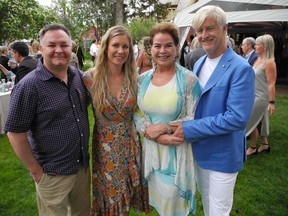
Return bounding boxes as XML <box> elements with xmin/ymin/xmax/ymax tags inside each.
<box><xmin>197</xmin><ymin>48</ymin><xmax>233</xmax><ymax>95</ymax></box>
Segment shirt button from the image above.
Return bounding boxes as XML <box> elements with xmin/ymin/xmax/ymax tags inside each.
<box><xmin>77</xmin><ymin>160</ymin><xmax>80</xmax><ymax>162</ymax></box>
<box><xmin>73</xmin><ymin>105</ymin><xmax>75</xmax><ymax>108</ymax></box>
<box><xmin>77</xmin><ymin>119</ymin><xmax>80</xmax><ymax>122</ymax></box>
<box><xmin>81</xmin><ymin>134</ymin><xmax>83</xmax><ymax>137</ymax></box>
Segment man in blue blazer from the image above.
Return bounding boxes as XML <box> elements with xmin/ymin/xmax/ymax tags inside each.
<box><xmin>171</xmin><ymin>6</ymin><xmax>255</xmax><ymax>216</ymax></box>
<box><xmin>241</xmin><ymin>37</ymin><xmax>258</xmax><ymax>66</ymax></box>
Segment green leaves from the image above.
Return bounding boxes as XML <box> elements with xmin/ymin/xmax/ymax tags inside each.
<box><xmin>126</xmin><ymin>18</ymin><xmax>156</xmax><ymax>43</ymax></box>
<box><xmin>0</xmin><ymin>0</ymin><xmax>57</xmax><ymax>42</ymax></box>
<box><xmin>0</xmin><ymin>0</ymin><xmax>170</xmax><ymax>44</ymax></box>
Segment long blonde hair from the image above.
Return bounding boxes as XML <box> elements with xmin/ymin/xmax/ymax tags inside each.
<box><xmin>91</xmin><ymin>26</ymin><xmax>138</xmax><ymax>117</ymax></box>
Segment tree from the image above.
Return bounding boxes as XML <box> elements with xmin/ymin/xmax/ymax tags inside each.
<box><xmin>115</xmin><ymin>0</ymin><xmax>124</xmax><ymax>25</ymax></box>
<box><xmin>126</xmin><ymin>18</ymin><xmax>156</xmax><ymax>43</ymax></box>
<box><xmin>0</xmin><ymin>0</ymin><xmax>58</xmax><ymax>43</ymax></box>
<box><xmin>74</xmin><ymin>0</ymin><xmax>170</xmax><ymax>35</ymax></box>
<box><xmin>50</xmin><ymin>0</ymin><xmax>81</xmax><ymax>38</ymax></box>
<box><xmin>71</xmin><ymin>0</ymin><xmax>115</xmax><ymax>39</ymax></box>
<box><xmin>126</xmin><ymin>0</ymin><xmax>171</xmax><ymax>22</ymax></box>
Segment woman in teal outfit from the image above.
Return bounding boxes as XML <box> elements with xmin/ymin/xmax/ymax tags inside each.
<box><xmin>134</xmin><ymin>22</ymin><xmax>202</xmax><ymax>216</ymax></box>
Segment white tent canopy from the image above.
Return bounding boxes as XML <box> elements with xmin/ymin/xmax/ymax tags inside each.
<box><xmin>174</xmin><ymin>0</ymin><xmax>288</xmax><ymax>27</ymax></box>
<box><xmin>173</xmin><ymin>0</ymin><xmax>288</xmax><ymax>45</ymax></box>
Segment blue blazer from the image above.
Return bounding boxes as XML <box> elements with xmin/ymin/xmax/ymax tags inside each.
<box><xmin>183</xmin><ymin>48</ymin><xmax>255</xmax><ymax>173</ymax></box>
<box><xmin>248</xmin><ymin>50</ymin><xmax>258</xmax><ymax>66</ymax></box>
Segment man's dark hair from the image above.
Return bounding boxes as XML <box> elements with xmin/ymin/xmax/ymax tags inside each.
<box><xmin>9</xmin><ymin>41</ymin><xmax>29</xmax><ymax>57</ymax></box>
<box><xmin>39</xmin><ymin>23</ymin><xmax>71</xmax><ymax>45</ymax></box>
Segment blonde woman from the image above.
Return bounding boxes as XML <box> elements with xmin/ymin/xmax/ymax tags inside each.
<box><xmin>31</xmin><ymin>40</ymin><xmax>42</xmax><ymax>59</ymax></box>
<box><xmin>246</xmin><ymin>34</ymin><xmax>277</xmax><ymax>155</ymax></box>
<box><xmin>83</xmin><ymin>25</ymin><xmax>149</xmax><ymax>215</ymax></box>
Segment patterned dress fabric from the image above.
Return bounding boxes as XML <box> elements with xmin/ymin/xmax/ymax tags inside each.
<box><xmin>83</xmin><ymin>71</ymin><xmax>150</xmax><ymax>216</ymax></box>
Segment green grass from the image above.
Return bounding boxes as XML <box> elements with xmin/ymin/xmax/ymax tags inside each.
<box><xmin>1</xmin><ymin>86</ymin><xmax>287</xmax><ymax>215</ymax></box>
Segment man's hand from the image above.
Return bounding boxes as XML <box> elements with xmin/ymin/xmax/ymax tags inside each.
<box><xmin>7</xmin><ymin>132</ymin><xmax>44</xmax><ymax>183</ymax></box>
<box><xmin>31</xmin><ymin>167</ymin><xmax>44</xmax><ymax>183</ymax></box>
<box><xmin>169</xmin><ymin>122</ymin><xmax>185</xmax><ymax>139</ymax></box>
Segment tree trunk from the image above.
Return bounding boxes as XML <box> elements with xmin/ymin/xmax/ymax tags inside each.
<box><xmin>115</xmin><ymin>0</ymin><xmax>124</xmax><ymax>25</ymax></box>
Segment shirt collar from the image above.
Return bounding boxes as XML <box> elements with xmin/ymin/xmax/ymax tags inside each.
<box><xmin>36</xmin><ymin>57</ymin><xmax>74</xmax><ymax>82</ymax></box>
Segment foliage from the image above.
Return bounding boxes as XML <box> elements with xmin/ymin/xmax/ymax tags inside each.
<box><xmin>72</xmin><ymin>0</ymin><xmax>115</xmax><ymax>39</ymax></box>
<box><xmin>49</xmin><ymin>0</ymin><xmax>85</xmax><ymax>39</ymax></box>
<box><xmin>74</xmin><ymin>0</ymin><xmax>170</xmax><ymax>37</ymax></box>
<box><xmin>126</xmin><ymin>18</ymin><xmax>156</xmax><ymax>43</ymax></box>
<box><xmin>125</xmin><ymin>0</ymin><xmax>171</xmax><ymax>22</ymax></box>
<box><xmin>1</xmin><ymin>95</ymin><xmax>288</xmax><ymax>215</ymax></box>
<box><xmin>0</xmin><ymin>0</ymin><xmax>58</xmax><ymax>43</ymax></box>
<box><xmin>0</xmin><ymin>0</ymin><xmax>170</xmax><ymax>45</ymax></box>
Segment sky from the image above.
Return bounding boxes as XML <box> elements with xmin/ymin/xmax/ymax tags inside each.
<box><xmin>37</xmin><ymin>0</ymin><xmax>52</xmax><ymax>7</ymax></box>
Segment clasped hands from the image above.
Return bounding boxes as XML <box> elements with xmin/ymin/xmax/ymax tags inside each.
<box><xmin>144</xmin><ymin>122</ymin><xmax>185</xmax><ymax>146</ymax></box>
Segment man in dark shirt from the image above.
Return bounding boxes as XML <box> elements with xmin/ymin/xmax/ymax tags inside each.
<box><xmin>9</xmin><ymin>41</ymin><xmax>37</xmax><ymax>84</ymax></box>
<box><xmin>5</xmin><ymin>24</ymin><xmax>90</xmax><ymax>215</ymax></box>
<box><xmin>0</xmin><ymin>46</ymin><xmax>17</xmax><ymax>82</ymax></box>
<box><xmin>0</xmin><ymin>46</ymin><xmax>12</xmax><ymax>82</ymax></box>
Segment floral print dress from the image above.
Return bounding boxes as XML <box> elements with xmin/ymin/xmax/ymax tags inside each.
<box><xmin>83</xmin><ymin>71</ymin><xmax>149</xmax><ymax>216</ymax></box>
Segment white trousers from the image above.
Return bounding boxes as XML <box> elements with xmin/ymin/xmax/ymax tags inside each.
<box><xmin>195</xmin><ymin>162</ymin><xmax>238</xmax><ymax>216</ymax></box>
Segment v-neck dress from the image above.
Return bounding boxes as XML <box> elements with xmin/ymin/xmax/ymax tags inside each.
<box><xmin>83</xmin><ymin>71</ymin><xmax>149</xmax><ymax>216</ymax></box>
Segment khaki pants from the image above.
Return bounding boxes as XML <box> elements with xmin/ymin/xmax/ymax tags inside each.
<box><xmin>35</xmin><ymin>166</ymin><xmax>90</xmax><ymax>216</ymax></box>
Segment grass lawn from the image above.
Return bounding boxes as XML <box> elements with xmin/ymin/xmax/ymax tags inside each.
<box><xmin>1</xmin><ymin>60</ymin><xmax>287</xmax><ymax>216</ymax></box>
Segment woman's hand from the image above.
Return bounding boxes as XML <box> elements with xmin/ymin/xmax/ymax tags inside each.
<box><xmin>144</xmin><ymin>123</ymin><xmax>169</xmax><ymax>140</ymax></box>
<box><xmin>156</xmin><ymin>134</ymin><xmax>184</xmax><ymax>146</ymax></box>
<box><xmin>269</xmin><ymin>103</ymin><xmax>275</xmax><ymax>115</ymax></box>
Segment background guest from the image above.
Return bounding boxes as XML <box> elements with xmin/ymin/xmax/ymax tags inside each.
<box><xmin>137</xmin><ymin>36</ymin><xmax>153</xmax><ymax>74</ymax></box>
<box><xmin>241</xmin><ymin>37</ymin><xmax>258</xmax><ymax>66</ymax></box>
<box><xmin>9</xmin><ymin>41</ymin><xmax>37</xmax><ymax>84</ymax></box>
<box><xmin>133</xmin><ymin>39</ymin><xmax>140</xmax><ymax>60</ymax></box>
<box><xmin>89</xmin><ymin>39</ymin><xmax>98</xmax><ymax>65</ymax></box>
<box><xmin>74</xmin><ymin>39</ymin><xmax>85</xmax><ymax>70</ymax></box>
<box><xmin>0</xmin><ymin>46</ymin><xmax>14</xmax><ymax>82</ymax></box>
<box><xmin>31</xmin><ymin>40</ymin><xmax>42</xmax><ymax>59</ymax></box>
<box><xmin>246</xmin><ymin>34</ymin><xmax>277</xmax><ymax>155</ymax></box>
<box><xmin>179</xmin><ymin>40</ymin><xmax>190</xmax><ymax>66</ymax></box>
<box><xmin>69</xmin><ymin>41</ymin><xmax>80</xmax><ymax>69</ymax></box>
<box><xmin>185</xmin><ymin>37</ymin><xmax>206</xmax><ymax>71</ymax></box>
